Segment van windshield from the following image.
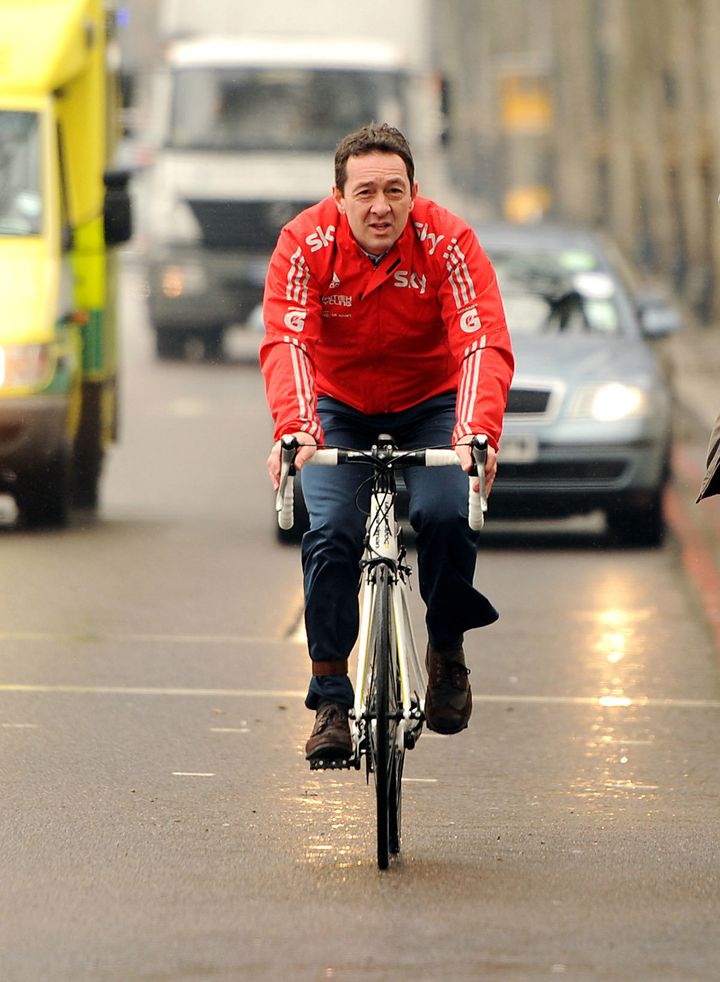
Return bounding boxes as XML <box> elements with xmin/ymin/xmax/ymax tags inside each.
<box><xmin>0</xmin><ymin>111</ymin><xmax>42</xmax><ymax>236</ymax></box>
<box><xmin>168</xmin><ymin>68</ymin><xmax>404</xmax><ymax>152</ymax></box>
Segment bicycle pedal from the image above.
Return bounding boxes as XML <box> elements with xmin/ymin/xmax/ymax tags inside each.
<box><xmin>309</xmin><ymin>756</ymin><xmax>358</xmax><ymax>771</ymax></box>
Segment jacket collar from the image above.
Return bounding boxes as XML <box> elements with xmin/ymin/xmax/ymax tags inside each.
<box><xmin>335</xmin><ymin>212</ymin><xmax>416</xmax><ymax>295</ymax></box>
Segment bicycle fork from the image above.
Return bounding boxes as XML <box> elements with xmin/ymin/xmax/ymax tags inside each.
<box><xmin>352</xmin><ymin>486</ymin><xmax>426</xmax><ymax>765</ymax></box>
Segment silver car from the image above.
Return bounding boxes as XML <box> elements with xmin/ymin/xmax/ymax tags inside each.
<box><xmin>478</xmin><ymin>223</ymin><xmax>679</xmax><ymax>546</ymax></box>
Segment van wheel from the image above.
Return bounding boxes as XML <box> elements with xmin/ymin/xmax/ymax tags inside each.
<box><xmin>73</xmin><ymin>380</ymin><xmax>104</xmax><ymax>510</ymax></box>
<box><xmin>20</xmin><ymin>446</ymin><xmax>73</xmax><ymax>529</ymax></box>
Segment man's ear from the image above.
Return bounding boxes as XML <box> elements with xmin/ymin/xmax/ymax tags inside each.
<box><xmin>333</xmin><ymin>186</ymin><xmax>345</xmax><ymax>214</ymax></box>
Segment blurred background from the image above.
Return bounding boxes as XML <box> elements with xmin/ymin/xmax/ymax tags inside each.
<box><xmin>117</xmin><ymin>0</ymin><xmax>720</xmax><ymax>327</ymax></box>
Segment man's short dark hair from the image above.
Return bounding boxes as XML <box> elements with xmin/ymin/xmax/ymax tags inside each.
<box><xmin>334</xmin><ymin>123</ymin><xmax>415</xmax><ymax>192</ymax></box>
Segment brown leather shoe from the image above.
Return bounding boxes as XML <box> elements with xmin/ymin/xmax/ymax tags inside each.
<box><xmin>424</xmin><ymin>643</ymin><xmax>472</xmax><ymax>734</ymax></box>
<box><xmin>305</xmin><ymin>702</ymin><xmax>352</xmax><ymax>760</ymax></box>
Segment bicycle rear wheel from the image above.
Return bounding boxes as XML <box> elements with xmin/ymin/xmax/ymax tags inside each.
<box><xmin>369</xmin><ymin>565</ymin><xmax>404</xmax><ymax>869</ymax></box>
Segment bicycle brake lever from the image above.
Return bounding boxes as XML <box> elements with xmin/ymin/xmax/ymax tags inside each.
<box><xmin>468</xmin><ymin>435</ymin><xmax>489</xmax><ymax>530</ymax></box>
<box><xmin>276</xmin><ymin>436</ymin><xmax>299</xmax><ymax>528</ymax></box>
<box><xmin>469</xmin><ymin>434</ymin><xmax>488</xmax><ymax>477</ymax></box>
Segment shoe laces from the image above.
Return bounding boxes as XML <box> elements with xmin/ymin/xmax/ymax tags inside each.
<box><xmin>428</xmin><ymin>657</ymin><xmax>470</xmax><ymax>689</ymax></box>
<box><xmin>315</xmin><ymin>703</ymin><xmax>347</xmax><ymax>732</ymax></box>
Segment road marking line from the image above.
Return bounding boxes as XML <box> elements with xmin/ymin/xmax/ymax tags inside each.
<box><xmin>1</xmin><ymin>722</ymin><xmax>38</xmax><ymax>728</ymax></box>
<box><xmin>473</xmin><ymin>694</ymin><xmax>720</xmax><ymax>709</ymax></box>
<box><xmin>403</xmin><ymin>777</ymin><xmax>438</xmax><ymax>783</ymax></box>
<box><xmin>172</xmin><ymin>771</ymin><xmax>215</xmax><ymax>777</ymax></box>
<box><xmin>605</xmin><ymin>739</ymin><xmax>654</xmax><ymax>746</ymax></box>
<box><xmin>209</xmin><ymin>726</ymin><xmax>250</xmax><ymax>733</ymax></box>
<box><xmin>0</xmin><ymin>683</ymin><xmax>718</xmax><ymax>709</ymax></box>
<box><xmin>0</xmin><ymin>684</ymin><xmax>306</xmax><ymax>698</ymax></box>
<box><xmin>0</xmin><ymin>631</ymin><xmax>304</xmax><ymax>646</ymax></box>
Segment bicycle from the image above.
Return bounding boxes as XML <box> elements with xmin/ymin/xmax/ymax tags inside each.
<box><xmin>276</xmin><ymin>433</ymin><xmax>488</xmax><ymax>869</ymax></box>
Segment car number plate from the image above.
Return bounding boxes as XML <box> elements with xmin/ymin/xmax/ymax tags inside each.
<box><xmin>500</xmin><ymin>434</ymin><xmax>539</xmax><ymax>463</ymax></box>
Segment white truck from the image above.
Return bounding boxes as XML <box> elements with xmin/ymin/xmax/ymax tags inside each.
<box><xmin>141</xmin><ymin>1</ymin><xmax>453</xmax><ymax>359</ymax></box>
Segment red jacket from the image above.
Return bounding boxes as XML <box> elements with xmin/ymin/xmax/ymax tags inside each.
<box><xmin>260</xmin><ymin>195</ymin><xmax>514</xmax><ymax>450</ymax></box>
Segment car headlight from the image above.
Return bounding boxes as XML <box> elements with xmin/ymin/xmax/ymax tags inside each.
<box><xmin>571</xmin><ymin>382</ymin><xmax>648</xmax><ymax>421</ymax></box>
<box><xmin>0</xmin><ymin>343</ymin><xmax>53</xmax><ymax>389</ymax></box>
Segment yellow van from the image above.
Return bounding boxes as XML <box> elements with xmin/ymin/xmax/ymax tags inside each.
<box><xmin>0</xmin><ymin>0</ymin><xmax>131</xmax><ymax>526</ymax></box>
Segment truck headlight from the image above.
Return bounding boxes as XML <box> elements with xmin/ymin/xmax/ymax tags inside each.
<box><xmin>160</xmin><ymin>263</ymin><xmax>207</xmax><ymax>298</ymax></box>
<box><xmin>571</xmin><ymin>383</ymin><xmax>648</xmax><ymax>421</ymax></box>
<box><xmin>0</xmin><ymin>343</ymin><xmax>53</xmax><ymax>389</ymax></box>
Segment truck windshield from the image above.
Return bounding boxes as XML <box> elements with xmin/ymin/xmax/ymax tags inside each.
<box><xmin>168</xmin><ymin>68</ymin><xmax>404</xmax><ymax>151</ymax></box>
<box><xmin>0</xmin><ymin>111</ymin><xmax>42</xmax><ymax>236</ymax></box>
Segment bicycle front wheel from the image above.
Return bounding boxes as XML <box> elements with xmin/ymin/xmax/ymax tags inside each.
<box><xmin>369</xmin><ymin>564</ymin><xmax>404</xmax><ymax>869</ymax></box>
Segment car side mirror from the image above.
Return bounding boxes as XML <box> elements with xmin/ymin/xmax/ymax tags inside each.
<box><xmin>103</xmin><ymin>167</ymin><xmax>133</xmax><ymax>246</ymax></box>
<box><xmin>637</xmin><ymin>293</ymin><xmax>682</xmax><ymax>338</ymax></box>
<box><xmin>61</xmin><ymin>223</ymin><xmax>74</xmax><ymax>252</ymax></box>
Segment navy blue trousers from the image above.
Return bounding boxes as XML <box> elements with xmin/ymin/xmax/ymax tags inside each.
<box><xmin>300</xmin><ymin>393</ymin><xmax>499</xmax><ymax>710</ymax></box>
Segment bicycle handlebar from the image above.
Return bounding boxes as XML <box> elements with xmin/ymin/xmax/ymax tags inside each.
<box><xmin>276</xmin><ymin>435</ymin><xmax>489</xmax><ymax>532</ymax></box>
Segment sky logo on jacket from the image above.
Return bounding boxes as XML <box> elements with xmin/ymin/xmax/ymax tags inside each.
<box><xmin>393</xmin><ymin>269</ymin><xmax>427</xmax><ymax>294</ymax></box>
<box><xmin>305</xmin><ymin>224</ymin><xmax>336</xmax><ymax>253</ymax></box>
<box><xmin>414</xmin><ymin>222</ymin><xmax>445</xmax><ymax>255</ymax></box>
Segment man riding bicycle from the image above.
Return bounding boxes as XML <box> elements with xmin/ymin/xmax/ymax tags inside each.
<box><xmin>261</xmin><ymin>123</ymin><xmax>514</xmax><ymax>761</ymax></box>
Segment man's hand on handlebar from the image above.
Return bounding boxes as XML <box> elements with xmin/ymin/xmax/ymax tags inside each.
<box><xmin>455</xmin><ymin>435</ymin><xmax>497</xmax><ymax>495</ymax></box>
<box><xmin>267</xmin><ymin>432</ymin><xmax>318</xmax><ymax>491</ymax></box>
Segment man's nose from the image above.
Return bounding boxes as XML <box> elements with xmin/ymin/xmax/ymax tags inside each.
<box><xmin>370</xmin><ymin>192</ymin><xmax>390</xmax><ymax>214</ymax></box>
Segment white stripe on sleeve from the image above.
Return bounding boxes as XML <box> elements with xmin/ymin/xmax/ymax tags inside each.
<box><xmin>457</xmin><ymin>336</ymin><xmax>486</xmax><ymax>429</ymax></box>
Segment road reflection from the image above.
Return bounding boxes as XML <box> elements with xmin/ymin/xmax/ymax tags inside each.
<box><xmin>572</xmin><ymin>601</ymin><xmax>659</xmax><ymax>803</ymax></box>
<box><xmin>295</xmin><ymin>777</ymin><xmax>369</xmax><ymax>869</ymax></box>
<box><xmin>285</xmin><ymin>717</ymin><xmax>370</xmax><ymax>870</ymax></box>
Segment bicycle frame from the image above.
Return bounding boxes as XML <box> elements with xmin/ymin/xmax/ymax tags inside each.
<box><xmin>352</xmin><ymin>480</ymin><xmax>425</xmax><ymax>758</ymax></box>
<box><xmin>277</xmin><ymin>434</ymin><xmax>486</xmax><ymax>763</ymax></box>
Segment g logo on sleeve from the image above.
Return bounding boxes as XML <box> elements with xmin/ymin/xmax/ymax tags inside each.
<box><xmin>284</xmin><ymin>308</ymin><xmax>307</xmax><ymax>332</ymax></box>
<box><xmin>460</xmin><ymin>306</ymin><xmax>481</xmax><ymax>333</ymax></box>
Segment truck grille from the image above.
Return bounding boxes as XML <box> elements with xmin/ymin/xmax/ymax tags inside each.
<box><xmin>185</xmin><ymin>199</ymin><xmax>314</xmax><ymax>250</ymax></box>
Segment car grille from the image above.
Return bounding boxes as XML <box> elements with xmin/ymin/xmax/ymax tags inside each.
<box><xmin>498</xmin><ymin>460</ymin><xmax>626</xmax><ymax>483</ymax></box>
<box><xmin>506</xmin><ymin>387</ymin><xmax>552</xmax><ymax>415</ymax></box>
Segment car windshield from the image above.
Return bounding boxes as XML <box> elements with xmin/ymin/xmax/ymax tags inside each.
<box><xmin>490</xmin><ymin>250</ymin><xmax>626</xmax><ymax>336</ymax></box>
<box><xmin>0</xmin><ymin>111</ymin><xmax>42</xmax><ymax>236</ymax></box>
<box><xmin>168</xmin><ymin>67</ymin><xmax>404</xmax><ymax>152</ymax></box>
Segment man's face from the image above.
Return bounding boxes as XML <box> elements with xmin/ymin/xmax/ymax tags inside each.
<box><xmin>333</xmin><ymin>152</ymin><xmax>417</xmax><ymax>255</ymax></box>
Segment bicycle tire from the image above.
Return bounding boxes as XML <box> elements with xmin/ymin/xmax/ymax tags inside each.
<box><xmin>369</xmin><ymin>564</ymin><xmax>404</xmax><ymax>869</ymax></box>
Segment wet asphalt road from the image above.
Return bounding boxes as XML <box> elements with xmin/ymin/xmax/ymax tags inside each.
<box><xmin>1</xmin><ymin>263</ymin><xmax>720</xmax><ymax>981</ymax></box>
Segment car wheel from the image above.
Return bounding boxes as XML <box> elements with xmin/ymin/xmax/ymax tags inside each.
<box><xmin>606</xmin><ymin>493</ymin><xmax>665</xmax><ymax>548</ymax></box>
